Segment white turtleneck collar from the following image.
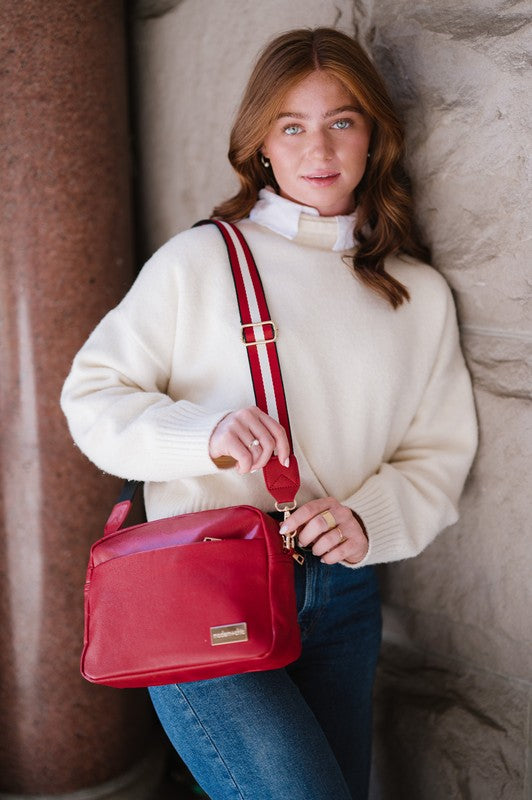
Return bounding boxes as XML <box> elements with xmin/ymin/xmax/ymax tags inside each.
<box><xmin>248</xmin><ymin>188</ymin><xmax>357</xmax><ymax>252</ymax></box>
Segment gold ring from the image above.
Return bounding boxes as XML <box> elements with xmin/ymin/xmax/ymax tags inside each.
<box><xmin>248</xmin><ymin>439</ymin><xmax>260</xmax><ymax>449</ymax></box>
<box><xmin>337</xmin><ymin>527</ymin><xmax>347</xmax><ymax>544</ymax></box>
<box><xmin>321</xmin><ymin>510</ymin><xmax>336</xmax><ymax>531</ymax></box>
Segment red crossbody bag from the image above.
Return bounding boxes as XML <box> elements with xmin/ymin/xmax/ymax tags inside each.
<box><xmin>81</xmin><ymin>220</ymin><xmax>302</xmax><ymax>687</ymax></box>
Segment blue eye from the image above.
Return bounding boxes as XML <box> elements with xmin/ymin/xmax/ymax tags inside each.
<box><xmin>283</xmin><ymin>124</ymin><xmax>303</xmax><ymax>136</ymax></box>
<box><xmin>332</xmin><ymin>119</ymin><xmax>352</xmax><ymax>129</ymax></box>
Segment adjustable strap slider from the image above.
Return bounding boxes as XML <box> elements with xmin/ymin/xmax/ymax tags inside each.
<box><xmin>241</xmin><ymin>320</ymin><xmax>278</xmax><ymax>347</ymax></box>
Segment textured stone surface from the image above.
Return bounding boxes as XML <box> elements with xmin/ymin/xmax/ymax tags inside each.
<box><xmin>0</xmin><ymin>1</ymin><xmax>156</xmax><ymax>794</ymax></box>
<box><xmin>461</xmin><ymin>327</ymin><xmax>532</xmax><ymax>400</ymax></box>
<box><xmin>371</xmin><ymin>643</ymin><xmax>529</xmax><ymax>800</ymax></box>
<box><xmin>354</xmin><ymin>1</ymin><xmax>531</xmax><ymax>335</ymax></box>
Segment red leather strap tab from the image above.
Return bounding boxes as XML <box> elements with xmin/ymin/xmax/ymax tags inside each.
<box><xmin>263</xmin><ymin>456</ymin><xmax>300</xmax><ymax>505</ymax></box>
<box><xmin>104</xmin><ymin>500</ymin><xmax>132</xmax><ymax>536</ymax></box>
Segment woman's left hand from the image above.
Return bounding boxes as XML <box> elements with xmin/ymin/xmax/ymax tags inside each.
<box><xmin>279</xmin><ymin>497</ymin><xmax>369</xmax><ymax>565</ymax></box>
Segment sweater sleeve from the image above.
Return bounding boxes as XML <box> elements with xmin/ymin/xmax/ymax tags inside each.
<box><xmin>342</xmin><ymin>284</ymin><xmax>478</xmax><ymax>568</ymax></box>
<box><xmin>60</xmin><ymin>242</ymin><xmax>232</xmax><ymax>481</ymax></box>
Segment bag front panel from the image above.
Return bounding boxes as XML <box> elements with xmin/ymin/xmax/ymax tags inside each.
<box><xmin>82</xmin><ymin>538</ymin><xmax>275</xmax><ymax>684</ymax></box>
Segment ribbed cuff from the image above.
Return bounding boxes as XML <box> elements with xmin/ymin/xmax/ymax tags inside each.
<box><xmin>342</xmin><ymin>478</ymin><xmax>406</xmax><ymax>568</ymax></box>
<box><xmin>153</xmin><ymin>401</ymin><xmax>232</xmax><ymax>478</ymax></box>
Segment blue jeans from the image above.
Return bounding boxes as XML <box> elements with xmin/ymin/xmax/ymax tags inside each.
<box><xmin>149</xmin><ymin>552</ymin><xmax>382</xmax><ymax>800</ymax></box>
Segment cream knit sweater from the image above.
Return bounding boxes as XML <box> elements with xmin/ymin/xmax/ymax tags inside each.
<box><xmin>61</xmin><ymin>212</ymin><xmax>477</xmax><ymax>568</ymax></box>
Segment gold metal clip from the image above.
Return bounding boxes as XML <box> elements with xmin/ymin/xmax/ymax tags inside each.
<box><xmin>275</xmin><ymin>500</ymin><xmax>297</xmax><ymax>518</ymax></box>
<box><xmin>274</xmin><ymin>500</ymin><xmax>301</xmax><ymax>558</ymax></box>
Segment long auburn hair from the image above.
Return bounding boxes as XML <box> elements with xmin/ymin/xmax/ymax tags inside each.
<box><xmin>212</xmin><ymin>27</ymin><xmax>430</xmax><ymax>308</ymax></box>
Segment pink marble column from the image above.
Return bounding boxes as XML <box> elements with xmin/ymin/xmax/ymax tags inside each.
<box><xmin>0</xmin><ymin>2</ymin><xmax>160</xmax><ymax>794</ymax></box>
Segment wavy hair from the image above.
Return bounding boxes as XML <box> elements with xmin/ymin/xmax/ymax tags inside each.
<box><xmin>212</xmin><ymin>27</ymin><xmax>429</xmax><ymax>308</ymax></box>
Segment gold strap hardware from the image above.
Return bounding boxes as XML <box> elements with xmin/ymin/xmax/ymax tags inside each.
<box><xmin>241</xmin><ymin>320</ymin><xmax>278</xmax><ymax>347</ymax></box>
<box><xmin>275</xmin><ymin>500</ymin><xmax>299</xmax><ymax>552</ymax></box>
<box><xmin>275</xmin><ymin>500</ymin><xmax>297</xmax><ymax>516</ymax></box>
<box><xmin>281</xmin><ymin>531</ymin><xmax>296</xmax><ymax>550</ymax></box>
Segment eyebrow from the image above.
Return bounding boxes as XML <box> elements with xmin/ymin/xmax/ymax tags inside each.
<box><xmin>277</xmin><ymin>105</ymin><xmax>364</xmax><ymax>120</ymax></box>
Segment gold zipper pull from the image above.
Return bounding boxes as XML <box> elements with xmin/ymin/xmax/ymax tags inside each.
<box><xmin>280</xmin><ymin>529</ymin><xmax>294</xmax><ymax>550</ymax></box>
<box><xmin>275</xmin><ymin>501</ymin><xmax>303</xmax><ymax>562</ymax></box>
<box><xmin>281</xmin><ymin>509</ymin><xmax>293</xmax><ymax>550</ymax></box>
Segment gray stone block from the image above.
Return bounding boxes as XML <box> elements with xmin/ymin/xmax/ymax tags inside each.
<box><xmin>361</xmin><ymin>0</ymin><xmax>531</xmax><ymax>335</ymax></box>
<box><xmin>371</xmin><ymin>643</ymin><xmax>529</xmax><ymax>800</ymax></box>
<box><xmin>461</xmin><ymin>327</ymin><xmax>532</xmax><ymax>400</ymax></box>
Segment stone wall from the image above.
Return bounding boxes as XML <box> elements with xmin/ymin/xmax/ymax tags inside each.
<box><xmin>131</xmin><ymin>1</ymin><xmax>532</xmax><ymax>797</ymax></box>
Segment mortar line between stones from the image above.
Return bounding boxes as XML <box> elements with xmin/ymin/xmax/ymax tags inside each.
<box><xmin>461</xmin><ymin>324</ymin><xmax>532</xmax><ymax>343</ymax></box>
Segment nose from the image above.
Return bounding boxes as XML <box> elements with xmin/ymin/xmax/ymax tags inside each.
<box><xmin>307</xmin><ymin>129</ymin><xmax>334</xmax><ymax>160</ymax></box>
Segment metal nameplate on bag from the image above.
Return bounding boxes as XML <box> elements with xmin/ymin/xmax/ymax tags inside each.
<box><xmin>210</xmin><ymin>623</ymin><xmax>248</xmax><ymax>646</ymax></box>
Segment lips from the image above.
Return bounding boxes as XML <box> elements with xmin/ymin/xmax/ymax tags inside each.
<box><xmin>302</xmin><ymin>171</ymin><xmax>340</xmax><ymax>187</ymax></box>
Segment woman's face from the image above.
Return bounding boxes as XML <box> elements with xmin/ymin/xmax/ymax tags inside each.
<box><xmin>261</xmin><ymin>70</ymin><xmax>372</xmax><ymax>216</ymax></box>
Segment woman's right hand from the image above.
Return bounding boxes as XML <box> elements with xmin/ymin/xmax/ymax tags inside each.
<box><xmin>209</xmin><ymin>406</ymin><xmax>291</xmax><ymax>475</ymax></box>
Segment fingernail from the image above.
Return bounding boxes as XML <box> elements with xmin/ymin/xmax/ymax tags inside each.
<box><xmin>283</xmin><ymin>458</ymin><xmax>290</xmax><ymax>468</ymax></box>
<box><xmin>251</xmin><ymin>469</ymin><xmax>257</xmax><ymax>474</ymax></box>
<box><xmin>279</xmin><ymin>524</ymin><xmax>287</xmax><ymax>535</ymax></box>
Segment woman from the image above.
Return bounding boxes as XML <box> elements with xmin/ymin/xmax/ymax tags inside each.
<box><xmin>61</xmin><ymin>27</ymin><xmax>477</xmax><ymax>800</ymax></box>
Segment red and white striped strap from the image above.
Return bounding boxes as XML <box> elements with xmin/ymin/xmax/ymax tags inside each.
<box><xmin>195</xmin><ymin>219</ymin><xmax>300</xmax><ymax>507</ymax></box>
